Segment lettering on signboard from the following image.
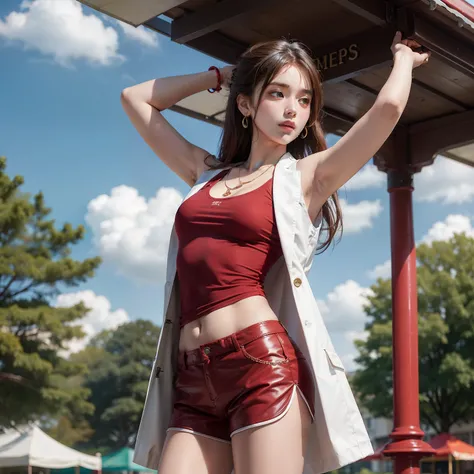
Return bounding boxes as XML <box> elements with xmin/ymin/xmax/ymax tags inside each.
<box><xmin>315</xmin><ymin>43</ymin><xmax>360</xmax><ymax>71</ymax></box>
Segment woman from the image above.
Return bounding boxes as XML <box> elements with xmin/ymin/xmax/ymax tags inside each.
<box><xmin>121</xmin><ymin>31</ymin><xmax>430</xmax><ymax>474</ymax></box>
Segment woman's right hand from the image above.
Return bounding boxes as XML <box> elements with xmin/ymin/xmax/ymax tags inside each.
<box><xmin>391</xmin><ymin>31</ymin><xmax>430</xmax><ymax>69</ymax></box>
<box><xmin>220</xmin><ymin>66</ymin><xmax>235</xmax><ymax>89</ymax></box>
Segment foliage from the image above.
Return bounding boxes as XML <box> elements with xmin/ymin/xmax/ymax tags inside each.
<box><xmin>78</xmin><ymin>320</ymin><xmax>160</xmax><ymax>449</ymax></box>
<box><xmin>353</xmin><ymin>234</ymin><xmax>474</xmax><ymax>433</ymax></box>
<box><xmin>0</xmin><ymin>156</ymin><xmax>101</xmax><ymax>429</ymax></box>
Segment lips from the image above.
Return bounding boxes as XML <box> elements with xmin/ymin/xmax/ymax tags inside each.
<box><xmin>279</xmin><ymin>121</ymin><xmax>296</xmax><ymax>130</ymax></box>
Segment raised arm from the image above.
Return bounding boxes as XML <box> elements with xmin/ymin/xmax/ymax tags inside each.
<box><xmin>300</xmin><ymin>32</ymin><xmax>430</xmax><ymax>207</ymax></box>
<box><xmin>120</xmin><ymin>66</ymin><xmax>233</xmax><ymax>186</ymax></box>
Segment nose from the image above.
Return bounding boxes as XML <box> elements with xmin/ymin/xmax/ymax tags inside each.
<box><xmin>285</xmin><ymin>97</ymin><xmax>297</xmax><ymax>117</ymax></box>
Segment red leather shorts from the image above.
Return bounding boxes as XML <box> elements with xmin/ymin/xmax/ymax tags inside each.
<box><xmin>168</xmin><ymin>319</ymin><xmax>315</xmax><ymax>442</ymax></box>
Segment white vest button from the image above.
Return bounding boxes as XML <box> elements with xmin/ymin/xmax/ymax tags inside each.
<box><xmin>293</xmin><ymin>277</ymin><xmax>302</xmax><ymax>287</ymax></box>
<box><xmin>304</xmin><ymin>320</ymin><xmax>312</xmax><ymax>327</ymax></box>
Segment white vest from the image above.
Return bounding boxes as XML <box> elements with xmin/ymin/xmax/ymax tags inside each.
<box><xmin>133</xmin><ymin>152</ymin><xmax>374</xmax><ymax>474</ymax></box>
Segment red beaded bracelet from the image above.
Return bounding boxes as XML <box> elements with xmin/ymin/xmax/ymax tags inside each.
<box><xmin>208</xmin><ymin>66</ymin><xmax>222</xmax><ymax>93</ymax></box>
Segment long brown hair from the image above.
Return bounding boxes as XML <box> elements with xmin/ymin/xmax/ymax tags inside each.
<box><xmin>205</xmin><ymin>38</ymin><xmax>343</xmax><ymax>253</ymax></box>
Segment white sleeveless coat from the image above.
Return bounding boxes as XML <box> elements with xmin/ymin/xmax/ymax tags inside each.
<box><xmin>133</xmin><ymin>152</ymin><xmax>374</xmax><ymax>473</ymax></box>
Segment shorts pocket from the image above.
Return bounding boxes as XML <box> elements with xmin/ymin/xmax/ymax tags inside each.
<box><xmin>287</xmin><ymin>336</ymin><xmax>306</xmax><ymax>360</ymax></box>
<box><xmin>240</xmin><ymin>333</ymin><xmax>290</xmax><ymax>365</ymax></box>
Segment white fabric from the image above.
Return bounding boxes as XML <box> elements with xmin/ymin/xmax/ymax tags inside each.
<box><xmin>133</xmin><ymin>152</ymin><xmax>374</xmax><ymax>473</ymax></box>
<box><xmin>453</xmin><ymin>452</ymin><xmax>474</xmax><ymax>461</ymax></box>
<box><xmin>0</xmin><ymin>425</ymin><xmax>101</xmax><ymax>469</ymax></box>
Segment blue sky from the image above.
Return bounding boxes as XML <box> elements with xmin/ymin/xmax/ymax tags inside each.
<box><xmin>1</xmin><ymin>0</ymin><xmax>473</xmax><ymax>367</ymax></box>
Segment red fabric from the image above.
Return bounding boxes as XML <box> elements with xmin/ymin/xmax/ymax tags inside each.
<box><xmin>168</xmin><ymin>319</ymin><xmax>314</xmax><ymax>440</ymax></box>
<box><xmin>175</xmin><ymin>169</ymin><xmax>283</xmax><ymax>328</ymax></box>
<box><xmin>428</xmin><ymin>433</ymin><xmax>474</xmax><ymax>459</ymax></box>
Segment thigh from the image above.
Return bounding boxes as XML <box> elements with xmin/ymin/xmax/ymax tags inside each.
<box><xmin>231</xmin><ymin>389</ymin><xmax>312</xmax><ymax>474</ymax></box>
<box><xmin>158</xmin><ymin>430</ymin><xmax>234</xmax><ymax>474</ymax></box>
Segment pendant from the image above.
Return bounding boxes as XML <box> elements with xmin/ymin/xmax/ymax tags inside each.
<box><xmin>223</xmin><ymin>190</ymin><xmax>231</xmax><ymax>197</ymax></box>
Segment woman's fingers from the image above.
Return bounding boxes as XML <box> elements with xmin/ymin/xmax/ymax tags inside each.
<box><xmin>392</xmin><ymin>31</ymin><xmax>403</xmax><ymax>47</ymax></box>
<box><xmin>391</xmin><ymin>30</ymin><xmax>431</xmax><ymax>67</ymax></box>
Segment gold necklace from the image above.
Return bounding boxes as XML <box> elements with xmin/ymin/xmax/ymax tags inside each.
<box><xmin>222</xmin><ymin>165</ymin><xmax>272</xmax><ymax>197</ymax></box>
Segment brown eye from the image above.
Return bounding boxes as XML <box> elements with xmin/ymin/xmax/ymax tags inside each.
<box><xmin>269</xmin><ymin>90</ymin><xmax>284</xmax><ymax>98</ymax></box>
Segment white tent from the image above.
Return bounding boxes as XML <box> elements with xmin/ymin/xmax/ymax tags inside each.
<box><xmin>0</xmin><ymin>425</ymin><xmax>101</xmax><ymax>470</ymax></box>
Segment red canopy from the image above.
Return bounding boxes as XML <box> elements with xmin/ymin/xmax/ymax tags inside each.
<box><xmin>427</xmin><ymin>434</ymin><xmax>474</xmax><ymax>461</ymax></box>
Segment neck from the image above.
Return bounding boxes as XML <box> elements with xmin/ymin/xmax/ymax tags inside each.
<box><xmin>245</xmin><ymin>139</ymin><xmax>286</xmax><ymax>172</ymax></box>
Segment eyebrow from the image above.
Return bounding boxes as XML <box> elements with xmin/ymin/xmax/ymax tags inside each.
<box><xmin>268</xmin><ymin>82</ymin><xmax>313</xmax><ymax>96</ymax></box>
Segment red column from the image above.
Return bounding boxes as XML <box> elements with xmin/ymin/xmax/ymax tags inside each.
<box><xmin>384</xmin><ymin>171</ymin><xmax>434</xmax><ymax>474</ymax></box>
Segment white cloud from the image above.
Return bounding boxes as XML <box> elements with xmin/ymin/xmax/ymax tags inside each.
<box><xmin>415</xmin><ymin>156</ymin><xmax>474</xmax><ymax>204</ymax></box>
<box><xmin>344</xmin><ymin>164</ymin><xmax>385</xmax><ymax>191</ymax></box>
<box><xmin>340</xmin><ymin>199</ymin><xmax>383</xmax><ymax>233</ymax></box>
<box><xmin>318</xmin><ymin>280</ymin><xmax>373</xmax><ymax>372</ymax></box>
<box><xmin>117</xmin><ymin>21</ymin><xmax>158</xmax><ymax>48</ymax></box>
<box><xmin>368</xmin><ymin>214</ymin><xmax>474</xmax><ymax>278</ymax></box>
<box><xmin>55</xmin><ymin>290</ymin><xmax>130</xmax><ymax>356</ymax></box>
<box><xmin>367</xmin><ymin>259</ymin><xmax>391</xmax><ymax>280</ymax></box>
<box><xmin>367</xmin><ymin>156</ymin><xmax>474</xmax><ymax>279</ymax></box>
<box><xmin>341</xmin><ymin>353</ymin><xmax>360</xmax><ymax>372</ymax></box>
<box><xmin>318</xmin><ymin>280</ymin><xmax>373</xmax><ymax>333</ymax></box>
<box><xmin>421</xmin><ymin>214</ymin><xmax>474</xmax><ymax>245</ymax></box>
<box><xmin>345</xmin><ymin>330</ymin><xmax>368</xmax><ymax>343</ymax></box>
<box><xmin>86</xmin><ymin>185</ymin><xmax>183</xmax><ymax>283</ymax></box>
<box><xmin>0</xmin><ymin>0</ymin><xmax>123</xmax><ymax>66</ymax></box>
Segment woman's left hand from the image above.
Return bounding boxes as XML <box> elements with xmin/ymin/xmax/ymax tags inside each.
<box><xmin>391</xmin><ymin>31</ymin><xmax>431</xmax><ymax>69</ymax></box>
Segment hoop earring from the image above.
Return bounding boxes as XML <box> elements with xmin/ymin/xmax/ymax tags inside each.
<box><xmin>300</xmin><ymin>127</ymin><xmax>308</xmax><ymax>139</ymax></box>
<box><xmin>242</xmin><ymin>116</ymin><xmax>249</xmax><ymax>129</ymax></box>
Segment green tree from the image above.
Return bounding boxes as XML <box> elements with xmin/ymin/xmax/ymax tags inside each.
<box><xmin>47</xmin><ymin>347</ymin><xmax>109</xmax><ymax>446</ymax></box>
<box><xmin>0</xmin><ymin>156</ymin><xmax>101</xmax><ymax>429</ymax></box>
<box><xmin>353</xmin><ymin>233</ymin><xmax>474</xmax><ymax>433</ymax></box>
<box><xmin>47</xmin><ymin>415</ymin><xmax>94</xmax><ymax>447</ymax></box>
<box><xmin>82</xmin><ymin>320</ymin><xmax>160</xmax><ymax>449</ymax></box>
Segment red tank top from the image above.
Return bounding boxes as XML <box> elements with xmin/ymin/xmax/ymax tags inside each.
<box><xmin>174</xmin><ymin>168</ymin><xmax>283</xmax><ymax>328</ymax></box>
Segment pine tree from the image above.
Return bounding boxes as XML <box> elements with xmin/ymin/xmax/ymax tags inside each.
<box><xmin>0</xmin><ymin>156</ymin><xmax>102</xmax><ymax>429</ymax></box>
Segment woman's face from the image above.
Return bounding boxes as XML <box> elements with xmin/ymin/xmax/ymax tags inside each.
<box><xmin>250</xmin><ymin>64</ymin><xmax>313</xmax><ymax>145</ymax></box>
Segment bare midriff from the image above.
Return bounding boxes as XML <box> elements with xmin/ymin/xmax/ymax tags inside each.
<box><xmin>178</xmin><ymin>295</ymin><xmax>279</xmax><ymax>351</ymax></box>
<box><xmin>174</xmin><ymin>167</ymin><xmax>283</xmax><ymax>352</ymax></box>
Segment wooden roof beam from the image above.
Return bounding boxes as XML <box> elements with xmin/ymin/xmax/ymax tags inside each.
<box><xmin>145</xmin><ymin>17</ymin><xmax>171</xmax><ymax>37</ymax></box>
<box><xmin>322</xmin><ymin>107</ymin><xmax>355</xmax><ymax>135</ymax></box>
<box><xmin>145</xmin><ymin>16</ymin><xmax>247</xmax><ymax>64</ymax></box>
<box><xmin>347</xmin><ymin>77</ymin><xmax>470</xmax><ymax>111</ymax></box>
<box><xmin>314</xmin><ymin>27</ymin><xmax>395</xmax><ymax>82</ymax></box>
<box><xmin>333</xmin><ymin>0</ymin><xmax>474</xmax><ymax>80</ymax></box>
<box><xmin>409</xmin><ymin>108</ymin><xmax>474</xmax><ymax>164</ymax></box>
<box><xmin>408</xmin><ymin>14</ymin><xmax>474</xmax><ymax>80</ymax></box>
<box><xmin>329</xmin><ymin>0</ymin><xmax>387</xmax><ymax>26</ymax></box>
<box><xmin>78</xmin><ymin>0</ymin><xmax>187</xmax><ymax>26</ymax></box>
<box><xmin>169</xmin><ymin>105</ymin><xmax>225</xmax><ymax>128</ymax></box>
<box><xmin>171</xmin><ymin>0</ymin><xmax>280</xmax><ymax>44</ymax></box>
<box><xmin>442</xmin><ymin>150</ymin><xmax>474</xmax><ymax>168</ymax></box>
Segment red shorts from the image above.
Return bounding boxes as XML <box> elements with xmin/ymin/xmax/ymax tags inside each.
<box><xmin>168</xmin><ymin>319</ymin><xmax>315</xmax><ymax>443</ymax></box>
